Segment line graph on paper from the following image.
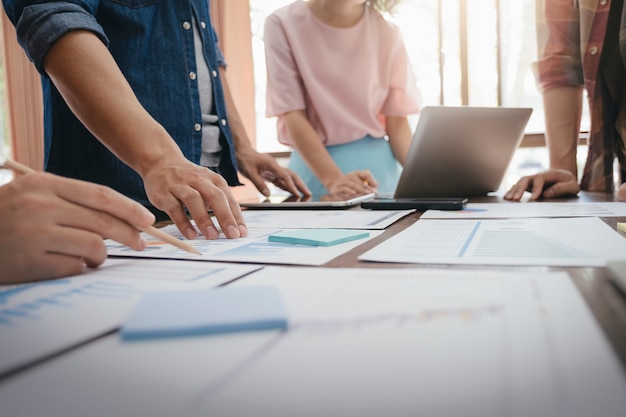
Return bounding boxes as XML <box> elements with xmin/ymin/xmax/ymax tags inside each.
<box><xmin>191</xmin><ymin>267</ymin><xmax>626</xmax><ymax>417</ymax></box>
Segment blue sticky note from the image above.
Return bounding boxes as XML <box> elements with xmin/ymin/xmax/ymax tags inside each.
<box><xmin>120</xmin><ymin>286</ymin><xmax>288</xmax><ymax>341</ymax></box>
<box><xmin>268</xmin><ymin>229</ymin><xmax>370</xmax><ymax>246</ymax></box>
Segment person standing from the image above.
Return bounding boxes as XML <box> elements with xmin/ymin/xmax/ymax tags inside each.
<box><xmin>264</xmin><ymin>0</ymin><xmax>420</xmax><ymax>196</ymax></box>
<box><xmin>3</xmin><ymin>0</ymin><xmax>310</xmax><ymax>241</ymax></box>
<box><xmin>505</xmin><ymin>0</ymin><xmax>626</xmax><ymax>201</ymax></box>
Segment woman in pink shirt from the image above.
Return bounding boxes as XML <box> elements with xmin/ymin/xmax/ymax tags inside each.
<box><xmin>264</xmin><ymin>0</ymin><xmax>420</xmax><ymax>196</ymax></box>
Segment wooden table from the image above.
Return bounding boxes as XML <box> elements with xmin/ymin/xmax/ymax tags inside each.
<box><xmin>321</xmin><ymin>192</ymin><xmax>626</xmax><ymax>372</ymax></box>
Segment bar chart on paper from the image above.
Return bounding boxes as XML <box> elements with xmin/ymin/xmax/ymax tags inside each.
<box><xmin>0</xmin><ymin>259</ymin><xmax>259</xmax><ymax>378</ymax></box>
<box><xmin>358</xmin><ymin>217</ymin><xmax>626</xmax><ymax>266</ymax></box>
<box><xmin>420</xmin><ymin>201</ymin><xmax>626</xmax><ymax>219</ymax></box>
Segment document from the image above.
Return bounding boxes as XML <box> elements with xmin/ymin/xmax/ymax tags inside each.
<box><xmin>194</xmin><ymin>267</ymin><xmax>626</xmax><ymax>417</ymax></box>
<box><xmin>106</xmin><ymin>227</ymin><xmax>382</xmax><ymax>266</ymax></box>
<box><xmin>0</xmin><ymin>259</ymin><xmax>259</xmax><ymax>378</ymax></box>
<box><xmin>242</xmin><ymin>209</ymin><xmax>412</xmax><ymax>229</ymax></box>
<box><xmin>421</xmin><ymin>201</ymin><xmax>626</xmax><ymax>219</ymax></box>
<box><xmin>359</xmin><ymin>217</ymin><xmax>626</xmax><ymax>267</ymax></box>
<box><xmin>2</xmin><ymin>267</ymin><xmax>625</xmax><ymax>417</ymax></box>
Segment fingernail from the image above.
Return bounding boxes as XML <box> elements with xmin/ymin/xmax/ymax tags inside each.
<box><xmin>183</xmin><ymin>227</ymin><xmax>198</xmax><ymax>240</ymax></box>
<box><xmin>239</xmin><ymin>224</ymin><xmax>249</xmax><ymax>237</ymax></box>
<box><xmin>226</xmin><ymin>225</ymin><xmax>241</xmax><ymax>239</ymax></box>
<box><xmin>142</xmin><ymin>209</ymin><xmax>156</xmax><ymax>224</ymax></box>
<box><xmin>205</xmin><ymin>226</ymin><xmax>220</xmax><ymax>240</ymax></box>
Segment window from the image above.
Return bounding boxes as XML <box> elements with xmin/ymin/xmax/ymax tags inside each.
<box><xmin>250</xmin><ymin>0</ymin><xmax>556</xmax><ymax>151</ymax></box>
<box><xmin>249</xmin><ymin>0</ymin><xmax>592</xmax><ymax>186</ymax></box>
<box><xmin>0</xmin><ymin>12</ymin><xmax>9</xmax><ymax>160</ymax></box>
<box><xmin>0</xmin><ymin>12</ymin><xmax>12</xmax><ymax>186</ymax></box>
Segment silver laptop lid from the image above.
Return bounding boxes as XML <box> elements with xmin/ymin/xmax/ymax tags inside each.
<box><xmin>395</xmin><ymin>106</ymin><xmax>532</xmax><ymax>198</ymax></box>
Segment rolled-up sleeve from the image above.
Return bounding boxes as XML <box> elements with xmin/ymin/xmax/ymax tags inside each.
<box><xmin>3</xmin><ymin>1</ymin><xmax>108</xmax><ymax>75</ymax></box>
<box><xmin>533</xmin><ymin>0</ymin><xmax>584</xmax><ymax>92</ymax></box>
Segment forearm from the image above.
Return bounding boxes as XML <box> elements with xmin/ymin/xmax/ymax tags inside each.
<box><xmin>385</xmin><ymin>116</ymin><xmax>413</xmax><ymax>165</ymax></box>
<box><xmin>542</xmin><ymin>86</ymin><xmax>584</xmax><ymax>175</ymax></box>
<box><xmin>284</xmin><ymin>110</ymin><xmax>344</xmax><ymax>188</ymax></box>
<box><xmin>43</xmin><ymin>30</ymin><xmax>185</xmax><ymax>177</ymax></box>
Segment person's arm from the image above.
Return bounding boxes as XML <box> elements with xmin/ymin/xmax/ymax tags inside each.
<box><xmin>385</xmin><ymin>115</ymin><xmax>413</xmax><ymax>165</ymax></box>
<box><xmin>618</xmin><ymin>183</ymin><xmax>626</xmax><ymax>201</ymax></box>
<box><xmin>42</xmin><ymin>30</ymin><xmax>246</xmax><ymax>240</ymax></box>
<box><xmin>543</xmin><ymin>86</ymin><xmax>584</xmax><ymax>173</ymax></box>
<box><xmin>283</xmin><ymin>110</ymin><xmax>377</xmax><ymax>195</ymax></box>
<box><xmin>504</xmin><ymin>86</ymin><xmax>582</xmax><ymax>201</ymax></box>
<box><xmin>0</xmin><ymin>172</ymin><xmax>155</xmax><ymax>284</ymax></box>
<box><xmin>219</xmin><ymin>68</ymin><xmax>310</xmax><ymax>197</ymax></box>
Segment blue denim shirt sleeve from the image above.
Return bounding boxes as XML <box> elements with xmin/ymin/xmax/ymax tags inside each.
<box><xmin>3</xmin><ymin>1</ymin><xmax>109</xmax><ymax>75</ymax></box>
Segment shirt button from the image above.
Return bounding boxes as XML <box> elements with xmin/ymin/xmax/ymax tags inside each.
<box><xmin>182</xmin><ymin>21</ymin><xmax>191</xmax><ymax>30</ymax></box>
<box><xmin>212</xmin><ymin>70</ymin><xmax>218</xmax><ymax>78</ymax></box>
<box><xmin>589</xmin><ymin>45</ymin><xmax>598</xmax><ymax>55</ymax></box>
<box><xmin>600</xmin><ymin>0</ymin><xmax>608</xmax><ymax>5</ymax></box>
<box><xmin>201</xmin><ymin>21</ymin><xmax>207</xmax><ymax>29</ymax></box>
<box><xmin>189</xmin><ymin>72</ymin><xmax>197</xmax><ymax>80</ymax></box>
<box><xmin>220</xmin><ymin>119</ymin><xmax>227</xmax><ymax>126</ymax></box>
<box><xmin>194</xmin><ymin>123</ymin><xmax>201</xmax><ymax>132</ymax></box>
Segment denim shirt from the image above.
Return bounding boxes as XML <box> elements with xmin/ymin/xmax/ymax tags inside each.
<box><xmin>3</xmin><ymin>0</ymin><xmax>241</xmax><ymax>205</ymax></box>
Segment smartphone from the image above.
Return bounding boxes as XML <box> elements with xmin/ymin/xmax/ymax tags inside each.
<box><xmin>360</xmin><ymin>197</ymin><xmax>468</xmax><ymax>211</ymax></box>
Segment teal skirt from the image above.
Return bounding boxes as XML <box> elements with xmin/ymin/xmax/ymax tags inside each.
<box><xmin>288</xmin><ymin>135</ymin><xmax>402</xmax><ymax>196</ymax></box>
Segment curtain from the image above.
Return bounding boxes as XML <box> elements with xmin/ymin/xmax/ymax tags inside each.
<box><xmin>1</xmin><ymin>9</ymin><xmax>44</xmax><ymax>171</ymax></box>
<box><xmin>211</xmin><ymin>0</ymin><xmax>260</xmax><ymax>198</ymax></box>
<box><xmin>210</xmin><ymin>0</ymin><xmax>256</xmax><ymax>147</ymax></box>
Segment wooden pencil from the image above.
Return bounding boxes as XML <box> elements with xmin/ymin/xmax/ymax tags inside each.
<box><xmin>1</xmin><ymin>157</ymin><xmax>201</xmax><ymax>255</ymax></box>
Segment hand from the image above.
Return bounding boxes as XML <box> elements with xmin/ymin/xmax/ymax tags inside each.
<box><xmin>618</xmin><ymin>183</ymin><xmax>626</xmax><ymax>201</ymax></box>
<box><xmin>236</xmin><ymin>147</ymin><xmax>311</xmax><ymax>197</ymax></box>
<box><xmin>142</xmin><ymin>157</ymin><xmax>248</xmax><ymax>241</ymax></box>
<box><xmin>504</xmin><ymin>169</ymin><xmax>579</xmax><ymax>201</ymax></box>
<box><xmin>326</xmin><ymin>170</ymin><xmax>378</xmax><ymax>196</ymax></box>
<box><xmin>0</xmin><ymin>172</ymin><xmax>156</xmax><ymax>284</ymax></box>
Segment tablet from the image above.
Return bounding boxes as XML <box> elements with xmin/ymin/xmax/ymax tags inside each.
<box><xmin>239</xmin><ymin>193</ymin><xmax>376</xmax><ymax>209</ymax></box>
<box><xmin>360</xmin><ymin>197</ymin><xmax>467</xmax><ymax>210</ymax></box>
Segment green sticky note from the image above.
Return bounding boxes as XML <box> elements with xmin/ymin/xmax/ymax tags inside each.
<box><xmin>268</xmin><ymin>229</ymin><xmax>370</xmax><ymax>246</ymax></box>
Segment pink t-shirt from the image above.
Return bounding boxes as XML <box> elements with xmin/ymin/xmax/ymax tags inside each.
<box><xmin>264</xmin><ymin>1</ymin><xmax>421</xmax><ymax>147</ymax></box>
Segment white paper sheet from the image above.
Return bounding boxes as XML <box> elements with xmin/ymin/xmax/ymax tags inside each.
<box><xmin>421</xmin><ymin>201</ymin><xmax>626</xmax><ymax>219</ymax></box>
<box><xmin>2</xmin><ymin>267</ymin><xmax>625</xmax><ymax>417</ymax></box>
<box><xmin>194</xmin><ymin>267</ymin><xmax>626</xmax><ymax>417</ymax></box>
<box><xmin>359</xmin><ymin>217</ymin><xmax>626</xmax><ymax>266</ymax></box>
<box><xmin>242</xmin><ymin>209</ymin><xmax>413</xmax><ymax>229</ymax></box>
<box><xmin>0</xmin><ymin>331</ymin><xmax>279</xmax><ymax>417</ymax></box>
<box><xmin>106</xmin><ymin>227</ymin><xmax>382</xmax><ymax>266</ymax></box>
<box><xmin>0</xmin><ymin>259</ymin><xmax>259</xmax><ymax>377</ymax></box>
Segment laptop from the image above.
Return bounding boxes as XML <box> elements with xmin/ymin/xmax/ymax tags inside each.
<box><xmin>392</xmin><ymin>106</ymin><xmax>532</xmax><ymax>198</ymax></box>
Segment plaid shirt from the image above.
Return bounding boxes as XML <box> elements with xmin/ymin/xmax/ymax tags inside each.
<box><xmin>535</xmin><ymin>0</ymin><xmax>623</xmax><ymax>191</ymax></box>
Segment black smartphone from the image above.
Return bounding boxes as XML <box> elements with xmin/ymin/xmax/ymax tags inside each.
<box><xmin>360</xmin><ymin>197</ymin><xmax>468</xmax><ymax>210</ymax></box>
